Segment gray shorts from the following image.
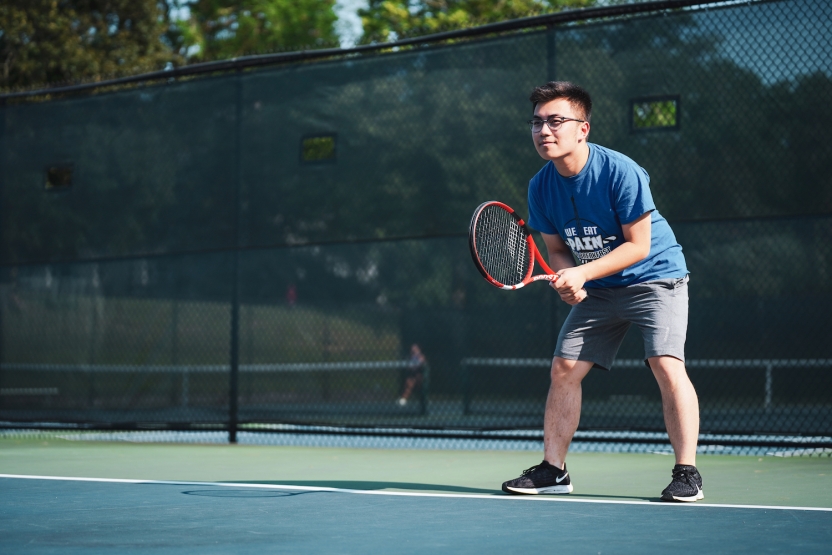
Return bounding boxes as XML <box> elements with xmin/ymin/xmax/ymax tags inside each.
<box><xmin>555</xmin><ymin>276</ymin><xmax>689</xmax><ymax>370</ymax></box>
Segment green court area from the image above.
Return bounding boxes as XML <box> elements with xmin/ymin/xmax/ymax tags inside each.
<box><xmin>3</xmin><ymin>437</ymin><xmax>831</xmax><ymax>554</ymax></box>
<box><xmin>2</xmin><ymin>436</ymin><xmax>830</xmax><ymax>507</ymax></box>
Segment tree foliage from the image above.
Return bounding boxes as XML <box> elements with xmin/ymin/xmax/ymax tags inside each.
<box><xmin>0</xmin><ymin>0</ymin><xmax>614</xmax><ymax>89</ymax></box>
<box><xmin>357</xmin><ymin>0</ymin><xmax>598</xmax><ymax>44</ymax></box>
<box><xmin>172</xmin><ymin>0</ymin><xmax>340</xmax><ymax>62</ymax></box>
<box><xmin>0</xmin><ymin>0</ymin><xmax>176</xmax><ymax>91</ymax></box>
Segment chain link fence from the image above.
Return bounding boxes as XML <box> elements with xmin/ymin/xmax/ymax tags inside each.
<box><xmin>1</xmin><ymin>0</ymin><xmax>830</xmax><ymax>449</ymax></box>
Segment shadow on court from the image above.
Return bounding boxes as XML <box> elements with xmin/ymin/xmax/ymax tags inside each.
<box><xmin>222</xmin><ymin>480</ymin><xmax>658</xmax><ymax>501</ymax></box>
<box><xmin>225</xmin><ymin>480</ymin><xmax>498</xmax><ymax>495</ymax></box>
<box><xmin>182</xmin><ymin>489</ymin><xmax>321</xmax><ymax>498</ymax></box>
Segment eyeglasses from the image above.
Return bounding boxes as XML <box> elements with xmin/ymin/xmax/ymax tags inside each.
<box><xmin>528</xmin><ymin>116</ymin><xmax>586</xmax><ymax>132</ymax></box>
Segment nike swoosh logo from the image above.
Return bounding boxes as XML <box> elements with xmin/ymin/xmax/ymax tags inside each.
<box><xmin>556</xmin><ymin>472</ymin><xmax>568</xmax><ymax>484</ymax></box>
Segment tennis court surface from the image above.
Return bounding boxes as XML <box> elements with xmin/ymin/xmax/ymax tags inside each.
<box><xmin>2</xmin><ymin>435</ymin><xmax>830</xmax><ymax>554</ymax></box>
<box><xmin>2</xmin><ymin>0</ymin><xmax>831</xmax><ymax>552</ymax></box>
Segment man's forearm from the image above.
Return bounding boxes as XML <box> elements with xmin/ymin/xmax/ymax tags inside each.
<box><xmin>575</xmin><ymin>241</ymin><xmax>649</xmax><ymax>282</ymax></box>
<box><xmin>547</xmin><ymin>251</ymin><xmax>577</xmax><ymax>273</ymax></box>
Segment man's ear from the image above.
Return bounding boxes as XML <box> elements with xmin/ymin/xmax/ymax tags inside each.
<box><xmin>579</xmin><ymin>121</ymin><xmax>590</xmax><ymax>140</ymax></box>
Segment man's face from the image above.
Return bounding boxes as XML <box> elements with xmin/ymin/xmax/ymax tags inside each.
<box><xmin>531</xmin><ymin>98</ymin><xmax>590</xmax><ymax>162</ymax></box>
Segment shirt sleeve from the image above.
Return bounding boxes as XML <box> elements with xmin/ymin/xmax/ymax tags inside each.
<box><xmin>612</xmin><ymin>162</ymin><xmax>656</xmax><ymax>225</ymax></box>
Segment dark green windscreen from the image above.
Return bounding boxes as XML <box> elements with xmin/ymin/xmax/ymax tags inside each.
<box><xmin>1</xmin><ymin>0</ymin><xmax>830</xmax><ymax>437</ymax></box>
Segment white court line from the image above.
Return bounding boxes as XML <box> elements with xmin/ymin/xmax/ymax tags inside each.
<box><xmin>2</xmin><ymin>473</ymin><xmax>831</xmax><ymax>513</ymax></box>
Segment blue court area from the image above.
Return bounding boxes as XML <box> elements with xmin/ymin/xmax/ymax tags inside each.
<box><xmin>2</xmin><ymin>475</ymin><xmax>831</xmax><ymax>554</ymax></box>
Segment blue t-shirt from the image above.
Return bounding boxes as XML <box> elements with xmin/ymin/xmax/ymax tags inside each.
<box><xmin>527</xmin><ymin>143</ymin><xmax>688</xmax><ymax>288</ymax></box>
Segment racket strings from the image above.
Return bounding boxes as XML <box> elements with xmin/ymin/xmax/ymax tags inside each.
<box><xmin>475</xmin><ymin>205</ymin><xmax>531</xmax><ymax>286</ymax></box>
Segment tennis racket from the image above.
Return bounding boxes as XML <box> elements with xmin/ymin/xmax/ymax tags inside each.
<box><xmin>468</xmin><ymin>201</ymin><xmax>559</xmax><ymax>290</ymax></box>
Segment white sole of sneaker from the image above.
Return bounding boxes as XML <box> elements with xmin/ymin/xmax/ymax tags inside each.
<box><xmin>505</xmin><ymin>484</ymin><xmax>574</xmax><ymax>495</ymax></box>
<box><xmin>668</xmin><ymin>488</ymin><xmax>704</xmax><ymax>502</ymax></box>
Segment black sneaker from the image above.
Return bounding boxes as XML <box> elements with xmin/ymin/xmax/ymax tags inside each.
<box><xmin>502</xmin><ymin>461</ymin><xmax>573</xmax><ymax>495</ymax></box>
<box><xmin>661</xmin><ymin>464</ymin><xmax>704</xmax><ymax>502</ymax></box>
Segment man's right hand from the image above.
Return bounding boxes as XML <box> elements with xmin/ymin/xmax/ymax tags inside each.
<box><xmin>553</xmin><ymin>285</ymin><xmax>587</xmax><ymax>305</ymax></box>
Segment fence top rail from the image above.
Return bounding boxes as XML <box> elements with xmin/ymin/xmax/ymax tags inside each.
<box><xmin>0</xmin><ymin>361</ymin><xmax>413</xmax><ymax>373</ymax></box>
<box><xmin>0</xmin><ymin>0</ymin><xmax>746</xmax><ymax>102</ymax></box>
<box><xmin>461</xmin><ymin>358</ymin><xmax>832</xmax><ymax>368</ymax></box>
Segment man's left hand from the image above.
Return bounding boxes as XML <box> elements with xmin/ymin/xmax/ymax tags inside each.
<box><xmin>551</xmin><ymin>267</ymin><xmax>587</xmax><ymax>305</ymax></box>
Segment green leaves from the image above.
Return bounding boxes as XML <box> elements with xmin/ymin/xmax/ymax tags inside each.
<box><xmin>357</xmin><ymin>0</ymin><xmax>597</xmax><ymax>44</ymax></box>
<box><xmin>174</xmin><ymin>0</ymin><xmax>339</xmax><ymax>61</ymax></box>
<box><xmin>0</xmin><ymin>0</ymin><xmax>612</xmax><ymax>90</ymax></box>
<box><xmin>0</xmin><ymin>0</ymin><xmax>176</xmax><ymax>90</ymax></box>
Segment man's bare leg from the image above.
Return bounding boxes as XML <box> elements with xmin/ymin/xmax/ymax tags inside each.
<box><xmin>648</xmin><ymin>355</ymin><xmax>699</xmax><ymax>465</ymax></box>
<box><xmin>543</xmin><ymin>357</ymin><xmax>594</xmax><ymax>469</ymax></box>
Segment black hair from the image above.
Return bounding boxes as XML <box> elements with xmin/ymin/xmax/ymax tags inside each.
<box><xmin>529</xmin><ymin>81</ymin><xmax>592</xmax><ymax>122</ymax></box>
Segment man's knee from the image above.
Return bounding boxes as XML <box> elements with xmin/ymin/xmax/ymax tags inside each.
<box><xmin>648</xmin><ymin>356</ymin><xmax>694</xmax><ymax>389</ymax></box>
<box><xmin>550</xmin><ymin>357</ymin><xmax>592</xmax><ymax>386</ymax></box>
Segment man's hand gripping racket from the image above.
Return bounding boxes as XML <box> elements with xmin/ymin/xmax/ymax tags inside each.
<box><xmin>468</xmin><ymin>201</ymin><xmax>586</xmax><ymax>302</ymax></box>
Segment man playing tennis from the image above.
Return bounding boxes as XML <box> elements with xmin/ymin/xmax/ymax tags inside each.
<box><xmin>501</xmin><ymin>81</ymin><xmax>703</xmax><ymax>502</ymax></box>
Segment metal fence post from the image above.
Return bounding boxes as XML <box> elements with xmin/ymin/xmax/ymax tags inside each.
<box><xmin>228</xmin><ymin>69</ymin><xmax>243</xmax><ymax>444</ymax></box>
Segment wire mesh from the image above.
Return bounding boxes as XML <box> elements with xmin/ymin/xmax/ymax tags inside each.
<box><xmin>1</xmin><ymin>0</ymin><xmax>830</xmax><ymax>449</ymax></box>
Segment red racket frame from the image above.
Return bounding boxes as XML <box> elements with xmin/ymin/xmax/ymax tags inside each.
<box><xmin>468</xmin><ymin>201</ymin><xmax>559</xmax><ymax>290</ymax></box>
